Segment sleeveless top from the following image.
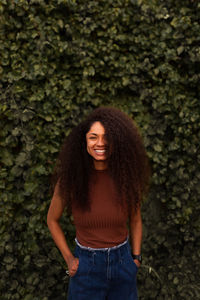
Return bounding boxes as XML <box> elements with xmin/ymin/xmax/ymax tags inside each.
<box><xmin>72</xmin><ymin>169</ymin><xmax>129</xmax><ymax>248</ymax></box>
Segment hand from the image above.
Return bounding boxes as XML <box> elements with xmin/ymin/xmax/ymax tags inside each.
<box><xmin>133</xmin><ymin>259</ymin><xmax>141</xmax><ymax>268</ymax></box>
<box><xmin>67</xmin><ymin>256</ymin><xmax>79</xmax><ymax>277</ymax></box>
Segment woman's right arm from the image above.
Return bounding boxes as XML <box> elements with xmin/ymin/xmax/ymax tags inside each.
<box><xmin>47</xmin><ymin>182</ymin><xmax>79</xmax><ymax>277</ymax></box>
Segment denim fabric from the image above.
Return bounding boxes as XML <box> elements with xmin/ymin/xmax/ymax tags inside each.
<box><xmin>67</xmin><ymin>240</ymin><xmax>138</xmax><ymax>300</ymax></box>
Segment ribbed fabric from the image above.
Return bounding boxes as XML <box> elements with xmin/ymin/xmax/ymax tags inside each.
<box><xmin>72</xmin><ymin>169</ymin><xmax>129</xmax><ymax>248</ymax></box>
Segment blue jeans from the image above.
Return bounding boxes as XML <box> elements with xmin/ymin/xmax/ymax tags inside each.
<box><xmin>67</xmin><ymin>239</ymin><xmax>138</xmax><ymax>300</ymax></box>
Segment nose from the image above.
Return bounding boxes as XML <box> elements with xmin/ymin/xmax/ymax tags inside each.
<box><xmin>96</xmin><ymin>136</ymin><xmax>105</xmax><ymax>146</ymax></box>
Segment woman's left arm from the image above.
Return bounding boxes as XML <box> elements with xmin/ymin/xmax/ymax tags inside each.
<box><xmin>130</xmin><ymin>206</ymin><xmax>142</xmax><ymax>267</ymax></box>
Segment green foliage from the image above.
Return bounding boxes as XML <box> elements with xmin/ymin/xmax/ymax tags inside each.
<box><xmin>0</xmin><ymin>0</ymin><xmax>200</xmax><ymax>299</ymax></box>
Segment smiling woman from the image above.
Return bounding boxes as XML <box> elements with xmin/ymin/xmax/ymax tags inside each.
<box><xmin>47</xmin><ymin>106</ymin><xmax>151</xmax><ymax>300</ymax></box>
<box><xmin>86</xmin><ymin>121</ymin><xmax>108</xmax><ymax>169</ymax></box>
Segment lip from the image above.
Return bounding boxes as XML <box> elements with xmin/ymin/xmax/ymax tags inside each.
<box><xmin>94</xmin><ymin>149</ymin><xmax>106</xmax><ymax>155</ymax></box>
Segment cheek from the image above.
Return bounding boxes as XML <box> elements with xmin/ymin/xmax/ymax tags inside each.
<box><xmin>86</xmin><ymin>140</ymin><xmax>93</xmax><ymax>153</ymax></box>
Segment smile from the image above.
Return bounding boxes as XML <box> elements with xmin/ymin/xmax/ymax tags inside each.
<box><xmin>94</xmin><ymin>150</ymin><xmax>106</xmax><ymax>154</ymax></box>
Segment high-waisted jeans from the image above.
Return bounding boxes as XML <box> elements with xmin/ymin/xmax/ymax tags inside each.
<box><xmin>67</xmin><ymin>239</ymin><xmax>138</xmax><ymax>300</ymax></box>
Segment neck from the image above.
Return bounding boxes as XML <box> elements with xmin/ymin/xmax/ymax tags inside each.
<box><xmin>93</xmin><ymin>160</ymin><xmax>107</xmax><ymax>170</ymax></box>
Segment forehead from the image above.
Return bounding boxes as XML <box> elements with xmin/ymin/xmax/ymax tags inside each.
<box><xmin>87</xmin><ymin>121</ymin><xmax>105</xmax><ymax>134</ymax></box>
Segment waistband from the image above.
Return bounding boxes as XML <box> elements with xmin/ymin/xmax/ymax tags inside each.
<box><xmin>75</xmin><ymin>237</ymin><xmax>129</xmax><ymax>252</ymax></box>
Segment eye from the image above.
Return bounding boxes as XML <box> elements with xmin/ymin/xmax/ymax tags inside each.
<box><xmin>89</xmin><ymin>136</ymin><xmax>96</xmax><ymax>140</ymax></box>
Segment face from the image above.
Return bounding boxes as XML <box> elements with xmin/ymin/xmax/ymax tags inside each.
<box><xmin>86</xmin><ymin>121</ymin><xmax>108</xmax><ymax>167</ymax></box>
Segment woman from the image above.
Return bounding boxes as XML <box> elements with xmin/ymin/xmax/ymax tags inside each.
<box><xmin>47</xmin><ymin>106</ymin><xmax>150</xmax><ymax>300</ymax></box>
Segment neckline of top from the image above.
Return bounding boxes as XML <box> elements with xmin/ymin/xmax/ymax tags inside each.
<box><xmin>93</xmin><ymin>168</ymin><xmax>108</xmax><ymax>172</ymax></box>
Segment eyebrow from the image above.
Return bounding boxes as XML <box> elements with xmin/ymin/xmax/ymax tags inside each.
<box><xmin>87</xmin><ymin>133</ymin><xmax>105</xmax><ymax>136</ymax></box>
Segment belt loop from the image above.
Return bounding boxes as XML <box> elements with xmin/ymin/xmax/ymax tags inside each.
<box><xmin>77</xmin><ymin>244</ymin><xmax>81</xmax><ymax>256</ymax></box>
<box><xmin>118</xmin><ymin>247</ymin><xmax>122</xmax><ymax>264</ymax></box>
<box><xmin>92</xmin><ymin>252</ymin><xmax>96</xmax><ymax>264</ymax></box>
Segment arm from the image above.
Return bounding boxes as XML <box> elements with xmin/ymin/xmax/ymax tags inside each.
<box><xmin>47</xmin><ymin>182</ymin><xmax>79</xmax><ymax>276</ymax></box>
<box><xmin>129</xmin><ymin>206</ymin><xmax>142</xmax><ymax>267</ymax></box>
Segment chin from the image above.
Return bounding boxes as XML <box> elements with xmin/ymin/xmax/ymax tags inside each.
<box><xmin>95</xmin><ymin>158</ymin><xmax>106</xmax><ymax>161</ymax></box>
<box><xmin>94</xmin><ymin>156</ymin><xmax>107</xmax><ymax>161</ymax></box>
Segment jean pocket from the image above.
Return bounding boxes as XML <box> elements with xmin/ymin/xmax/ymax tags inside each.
<box><xmin>71</xmin><ymin>256</ymin><xmax>81</xmax><ymax>278</ymax></box>
<box><xmin>132</xmin><ymin>259</ymin><xmax>139</xmax><ymax>271</ymax></box>
<box><xmin>127</xmin><ymin>252</ymin><xmax>138</xmax><ymax>273</ymax></box>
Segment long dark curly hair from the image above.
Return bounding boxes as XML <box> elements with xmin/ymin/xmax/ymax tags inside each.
<box><xmin>52</xmin><ymin>106</ymin><xmax>150</xmax><ymax>214</ymax></box>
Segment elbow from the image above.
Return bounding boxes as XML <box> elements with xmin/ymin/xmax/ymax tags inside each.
<box><xmin>47</xmin><ymin>211</ymin><xmax>59</xmax><ymax>230</ymax></box>
<box><xmin>47</xmin><ymin>211</ymin><xmax>53</xmax><ymax>229</ymax></box>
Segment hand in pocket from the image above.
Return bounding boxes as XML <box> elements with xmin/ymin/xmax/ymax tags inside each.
<box><xmin>68</xmin><ymin>257</ymin><xmax>79</xmax><ymax>277</ymax></box>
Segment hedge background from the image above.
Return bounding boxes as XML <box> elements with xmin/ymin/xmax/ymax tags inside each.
<box><xmin>0</xmin><ymin>0</ymin><xmax>200</xmax><ymax>299</ymax></box>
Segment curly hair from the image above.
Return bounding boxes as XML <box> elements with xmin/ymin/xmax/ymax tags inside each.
<box><xmin>52</xmin><ymin>106</ymin><xmax>150</xmax><ymax>214</ymax></box>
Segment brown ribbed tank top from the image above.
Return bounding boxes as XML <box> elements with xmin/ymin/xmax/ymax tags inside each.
<box><xmin>72</xmin><ymin>169</ymin><xmax>129</xmax><ymax>248</ymax></box>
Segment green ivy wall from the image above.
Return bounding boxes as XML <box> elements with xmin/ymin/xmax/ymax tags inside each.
<box><xmin>0</xmin><ymin>0</ymin><xmax>200</xmax><ymax>299</ymax></box>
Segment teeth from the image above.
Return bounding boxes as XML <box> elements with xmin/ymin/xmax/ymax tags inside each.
<box><xmin>95</xmin><ymin>150</ymin><xmax>106</xmax><ymax>153</ymax></box>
